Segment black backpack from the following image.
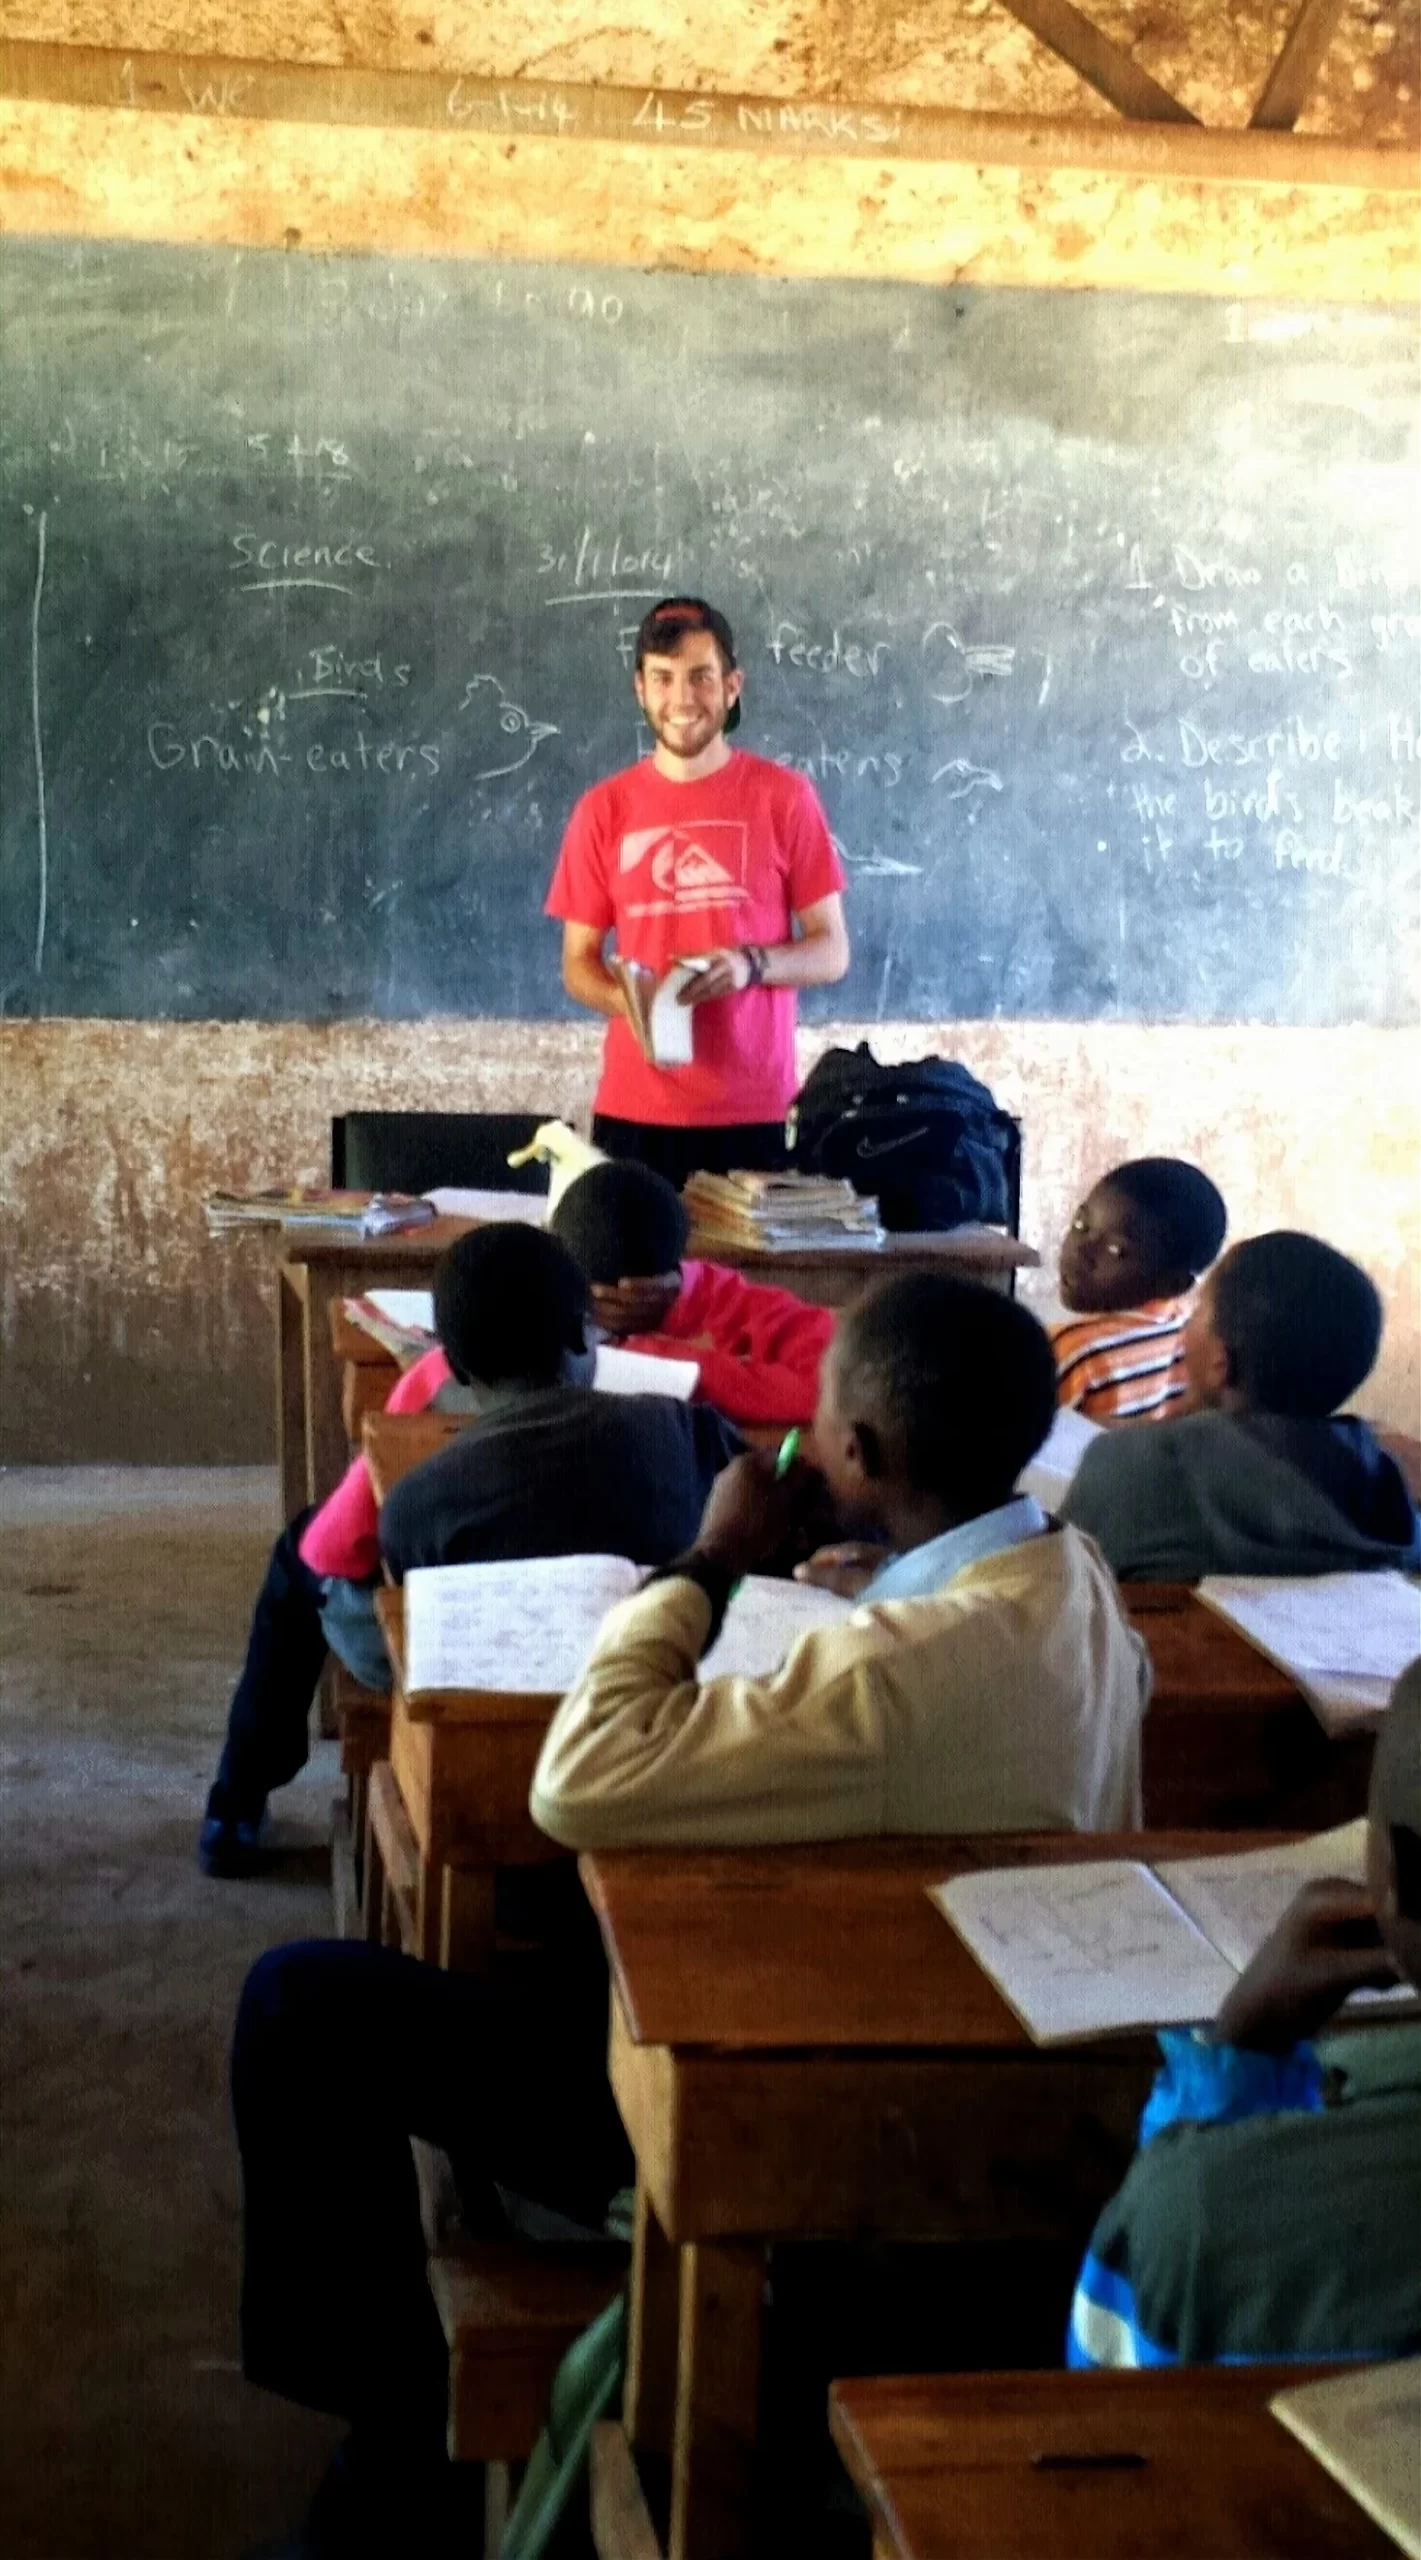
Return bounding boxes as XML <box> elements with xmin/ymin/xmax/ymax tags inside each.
<box><xmin>786</xmin><ymin>1044</ymin><xmax>1020</xmax><ymax>1234</ymax></box>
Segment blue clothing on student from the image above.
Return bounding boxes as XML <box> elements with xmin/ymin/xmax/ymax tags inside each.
<box><xmin>1068</xmin><ymin>2023</ymin><xmax>1421</xmax><ymax>2371</ymax></box>
<box><xmin>859</xmin><ymin>1495</ymin><xmax>1048</xmax><ymax>1603</ymax></box>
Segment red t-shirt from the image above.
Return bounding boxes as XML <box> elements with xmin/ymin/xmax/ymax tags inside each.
<box><xmin>544</xmin><ymin>751</ymin><xmax>844</xmax><ymax>1127</ymax></box>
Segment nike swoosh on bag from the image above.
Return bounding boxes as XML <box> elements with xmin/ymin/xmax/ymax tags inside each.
<box><xmin>855</xmin><ymin>1127</ymin><xmax>931</xmax><ymax>1160</ymax></box>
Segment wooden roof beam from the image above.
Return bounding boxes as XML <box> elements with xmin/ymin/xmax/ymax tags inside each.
<box><xmin>991</xmin><ymin>0</ymin><xmax>1199</xmax><ymax>123</ymax></box>
<box><xmin>1251</xmin><ymin>0</ymin><xmax>1351</xmax><ymax>131</ymax></box>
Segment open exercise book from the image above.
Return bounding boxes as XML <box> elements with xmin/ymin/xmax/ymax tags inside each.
<box><xmin>930</xmin><ymin>1821</ymin><xmax>1414</xmax><ymax>2044</ymax></box>
<box><xmin>403</xmin><ymin>1554</ymin><xmax>850</xmax><ymax>1696</ymax></box>
<box><xmin>1271</xmin><ymin>2363</ymin><xmax>1421</xmax><ymax>2560</ymax></box>
<box><xmin>348</xmin><ymin>1291</ymin><xmax>699</xmax><ymax>1399</ymax></box>
<box><xmin>1198</xmin><ymin>1571</ymin><xmax>1421</xmax><ymax>1735</ymax></box>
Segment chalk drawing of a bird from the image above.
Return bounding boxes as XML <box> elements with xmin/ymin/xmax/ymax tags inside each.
<box><xmin>831</xmin><ymin>830</ymin><xmax>921</xmax><ymax>880</ymax></box>
<box><xmin>922</xmin><ymin>621</ymin><xmax>1017</xmax><ymax>707</ymax></box>
<box><xmin>458</xmin><ymin>674</ymin><xmax>559</xmax><ymax>781</ymax></box>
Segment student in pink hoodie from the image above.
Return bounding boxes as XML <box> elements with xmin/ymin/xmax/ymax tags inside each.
<box><xmin>302</xmin><ymin>1158</ymin><xmax>833</xmax><ymax>1594</ymax></box>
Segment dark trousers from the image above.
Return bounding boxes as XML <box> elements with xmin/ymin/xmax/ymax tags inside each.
<box><xmin>207</xmin><ymin>1511</ymin><xmax>330</xmax><ymax>1821</ymax></box>
<box><xmin>231</xmin><ymin>1932</ymin><xmax>632</xmax><ymax>2437</ymax></box>
<box><xmin>592</xmin><ymin>1113</ymin><xmax>787</xmax><ymax>1191</ymax></box>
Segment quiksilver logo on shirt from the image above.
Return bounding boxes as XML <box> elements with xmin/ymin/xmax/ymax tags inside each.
<box><xmin>619</xmin><ymin>823</ymin><xmax>750</xmax><ymax>916</ymax></box>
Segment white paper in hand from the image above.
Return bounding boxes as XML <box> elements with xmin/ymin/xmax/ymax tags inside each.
<box><xmin>593</xmin><ymin>1344</ymin><xmax>700</xmax><ymax>1399</ymax></box>
<box><xmin>403</xmin><ymin>1554</ymin><xmax>642</xmax><ymax>1694</ymax></box>
<box><xmin>1017</xmin><ymin>1407</ymin><xmax>1102</xmax><ymax>1510</ymax></box>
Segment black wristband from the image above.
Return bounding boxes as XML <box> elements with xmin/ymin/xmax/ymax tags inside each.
<box><xmin>644</xmin><ymin>1548</ymin><xmax>737</xmax><ymax>1650</ymax></box>
<box><xmin>739</xmin><ymin>942</ymin><xmax>768</xmax><ymax>988</ymax></box>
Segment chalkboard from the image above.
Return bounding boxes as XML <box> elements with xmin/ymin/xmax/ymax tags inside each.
<box><xmin>1</xmin><ymin>238</ymin><xmax>1417</xmax><ymax>1024</ymax></box>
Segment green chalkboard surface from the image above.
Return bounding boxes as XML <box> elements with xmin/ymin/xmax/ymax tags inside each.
<box><xmin>1</xmin><ymin>238</ymin><xmax>1416</xmax><ymax>1023</ymax></box>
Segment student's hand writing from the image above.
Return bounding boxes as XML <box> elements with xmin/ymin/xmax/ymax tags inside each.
<box><xmin>589</xmin><ymin>1276</ymin><xmax>682</xmax><ymax>1339</ymax></box>
<box><xmin>1210</xmin><ymin>1878</ymin><xmax>1399</xmax><ymax>2055</ymax></box>
<box><xmin>678</xmin><ymin>947</ymin><xmax>753</xmax><ymax>1003</ymax></box>
<box><xmin>793</xmin><ymin>1542</ymin><xmax>892</xmax><ymax>1600</ymax></box>
<box><xmin>693</xmin><ymin>1451</ymin><xmax>822</xmax><ymax>1578</ymax></box>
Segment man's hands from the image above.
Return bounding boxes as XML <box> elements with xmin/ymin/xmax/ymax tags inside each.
<box><xmin>693</xmin><ymin>1451</ymin><xmax>826</xmax><ymax>1580</ymax></box>
<box><xmin>677</xmin><ymin>947</ymin><xmax>756</xmax><ymax>1004</ymax></box>
<box><xmin>1211</xmin><ymin>1878</ymin><xmax>1399</xmax><ymax>2055</ymax></box>
<box><xmin>589</xmin><ymin>1276</ymin><xmax>683</xmax><ymax>1340</ymax></box>
<box><xmin>793</xmin><ymin>1542</ymin><xmax>892</xmax><ymax>1600</ymax></box>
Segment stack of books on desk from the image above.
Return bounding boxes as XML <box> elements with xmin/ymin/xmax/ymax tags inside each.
<box><xmin>205</xmin><ymin>1188</ymin><xmax>436</xmax><ymax>1238</ymax></box>
<box><xmin>682</xmin><ymin>1170</ymin><xmax>884</xmax><ymax>1250</ymax></box>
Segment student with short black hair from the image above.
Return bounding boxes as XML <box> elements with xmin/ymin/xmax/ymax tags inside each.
<box><xmin>531</xmin><ymin>1273</ymin><xmax>1151</xmax><ymax>1848</ymax></box>
<box><xmin>378</xmin><ymin>1226</ymin><xmax>743</xmax><ymax>1577</ymax></box>
<box><xmin>1069</xmin><ymin>1654</ymin><xmax>1421</xmax><ymax>2368</ymax></box>
<box><xmin>199</xmin><ymin>1227</ymin><xmax>740</xmax><ymax>1876</ymax></box>
<box><xmin>549</xmin><ymin>1158</ymin><xmax>836</xmax><ymax>1426</ymax></box>
<box><xmin>1051</xmin><ymin>1156</ymin><xmax>1228</xmax><ymax>1424</ymax></box>
<box><xmin>1062</xmin><ymin>1230</ymin><xmax>1421</xmax><ymax>1581</ymax></box>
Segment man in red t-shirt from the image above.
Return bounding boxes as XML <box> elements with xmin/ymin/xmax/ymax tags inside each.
<box><xmin>545</xmin><ymin>596</ymin><xmax>850</xmax><ymax>1189</ymax></box>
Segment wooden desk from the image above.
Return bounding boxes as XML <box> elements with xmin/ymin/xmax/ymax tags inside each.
<box><xmin>581</xmin><ymin>1831</ymin><xmax>1274</xmax><ymax>2560</ymax></box>
<box><xmin>371</xmin><ymin>1587</ymin><xmax>561</xmax><ymax>1970</ymax></box>
<box><xmin>1131</xmin><ymin>1585</ymin><xmax>1374</xmax><ymax>1830</ymax></box>
<box><xmin>827</xmin><ymin>2368</ymin><xmax>1398</xmax><ymax>2559</ymax></box>
<box><xmin>277</xmin><ymin>1218</ymin><xmax>1036</xmax><ymax>1519</ymax></box>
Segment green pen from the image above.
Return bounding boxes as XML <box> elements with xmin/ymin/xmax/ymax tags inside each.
<box><xmin>775</xmin><ymin>1426</ymin><xmax>802</xmax><ymax>1478</ymax></box>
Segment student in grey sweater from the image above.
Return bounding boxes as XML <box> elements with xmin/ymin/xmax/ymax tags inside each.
<box><xmin>1062</xmin><ymin>1230</ymin><xmax>1420</xmax><ymax>1583</ymax></box>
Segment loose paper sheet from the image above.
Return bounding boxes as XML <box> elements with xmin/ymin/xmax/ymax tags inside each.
<box><xmin>592</xmin><ymin>1345</ymin><xmax>700</xmax><ymax>1400</ymax></box>
<box><xmin>366</xmin><ymin>1288</ymin><xmax>436</xmax><ymax>1334</ymax></box>
<box><xmin>699</xmin><ymin>1575</ymin><xmax>851</xmax><ymax>1681</ymax></box>
<box><xmin>1272</xmin><ymin>2362</ymin><xmax>1421</xmax><ymax>2560</ymax></box>
<box><xmin>422</xmin><ymin>1188</ymin><xmax>550</xmax><ymax>1223</ymax></box>
<box><xmin>403</xmin><ymin>1554</ymin><xmax>642</xmax><ymax>1695</ymax></box>
<box><xmin>929</xmin><ymin>1861</ymin><xmax>1237</xmax><ymax>2043</ymax></box>
<box><xmin>1017</xmin><ymin>1407</ymin><xmax>1103</xmax><ymax>1511</ymax></box>
<box><xmin>1198</xmin><ymin>1572</ymin><xmax>1421</xmax><ymax>1732</ymax></box>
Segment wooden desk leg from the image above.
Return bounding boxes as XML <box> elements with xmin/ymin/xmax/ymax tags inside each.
<box><xmin>625</xmin><ymin>2177</ymin><xmax>679</xmax><ymax>2463</ymax></box>
<box><xmin>303</xmin><ymin>1267</ymin><xmax>350</xmax><ymax>1510</ymax></box>
<box><xmin>439</xmin><ymin>1866</ymin><xmax>496</xmax><ymax>1973</ymax></box>
<box><xmin>276</xmin><ymin>1262</ymin><xmax>310</xmax><ymax>1523</ymax></box>
<box><xmin>362</xmin><ymin>1788</ymin><xmax>388</xmax><ymax>1948</ymax></box>
<box><xmin>669</xmin><ymin>2240</ymin><xmax>764</xmax><ymax>2560</ymax></box>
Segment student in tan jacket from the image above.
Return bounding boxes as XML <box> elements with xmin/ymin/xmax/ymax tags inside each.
<box><xmin>532</xmin><ymin>1272</ymin><xmax>1151</xmax><ymax>1849</ymax></box>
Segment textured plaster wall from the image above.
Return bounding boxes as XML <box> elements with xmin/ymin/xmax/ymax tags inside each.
<box><xmin>2</xmin><ymin>1018</ymin><xmax>1416</xmax><ymax>1459</ymax></box>
<box><xmin>0</xmin><ymin>1</ymin><xmax>1416</xmax><ymax>1457</ymax></box>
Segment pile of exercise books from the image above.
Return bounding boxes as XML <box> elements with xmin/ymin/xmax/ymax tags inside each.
<box><xmin>204</xmin><ymin>1188</ymin><xmax>436</xmax><ymax>1238</ymax></box>
<box><xmin>682</xmin><ymin>1169</ymin><xmax>884</xmax><ymax>1250</ymax></box>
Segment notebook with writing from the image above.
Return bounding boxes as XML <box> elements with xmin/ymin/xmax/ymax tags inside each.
<box><xmin>1198</xmin><ymin>1571</ymin><xmax>1421</xmax><ymax>1735</ymax></box>
<box><xmin>930</xmin><ymin>1822</ymin><xmax>1412</xmax><ymax>2044</ymax></box>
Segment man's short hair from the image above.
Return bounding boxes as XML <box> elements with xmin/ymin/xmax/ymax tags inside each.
<box><xmin>433</xmin><ymin>1226</ymin><xmax>588</xmax><ymax>1387</ymax></box>
<box><xmin>1101</xmin><ymin>1158</ymin><xmax>1228</xmax><ymax>1278</ymax></box>
<box><xmin>834</xmin><ymin>1272</ymin><xmax>1059</xmax><ymax>1508</ymax></box>
<box><xmin>635</xmin><ymin>597</ymin><xmax>741</xmax><ymax>732</ymax></box>
<box><xmin>1211</xmin><ymin>1230</ymin><xmax>1383</xmax><ymax>1416</ymax></box>
<box><xmin>550</xmin><ymin>1161</ymin><xmax>691</xmax><ymax>1286</ymax></box>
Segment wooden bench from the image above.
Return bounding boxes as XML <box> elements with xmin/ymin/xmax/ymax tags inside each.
<box><xmin>825</xmin><ymin>2367</ymin><xmax>1400</xmax><ymax>2558</ymax></box>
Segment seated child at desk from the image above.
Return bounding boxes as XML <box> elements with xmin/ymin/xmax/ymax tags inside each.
<box><xmin>1050</xmin><ymin>1156</ymin><xmax>1227</xmax><ymax>1423</ymax></box>
<box><xmin>549</xmin><ymin>1157</ymin><xmax>836</xmax><ymax>1426</ymax></box>
<box><xmin>531</xmin><ymin>1271</ymin><xmax>1151</xmax><ymax>1848</ymax></box>
<box><xmin>226</xmin><ymin>1274</ymin><xmax>1147</xmax><ymax>2555</ymax></box>
<box><xmin>1069</xmin><ymin>1656</ymin><xmax>1421</xmax><ymax>2368</ymax></box>
<box><xmin>199</xmin><ymin>1226</ymin><xmax>740</xmax><ymax>1878</ymax></box>
<box><xmin>1061</xmin><ymin>1230</ymin><xmax>1421</xmax><ymax>1581</ymax></box>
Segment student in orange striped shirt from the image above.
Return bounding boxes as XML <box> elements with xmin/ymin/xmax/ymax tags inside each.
<box><xmin>1051</xmin><ymin>1158</ymin><xmax>1228</xmax><ymax>1424</ymax></box>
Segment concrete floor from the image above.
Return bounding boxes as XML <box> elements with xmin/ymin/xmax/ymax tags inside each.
<box><xmin>0</xmin><ymin>1469</ymin><xmax>346</xmax><ymax>2559</ymax></box>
